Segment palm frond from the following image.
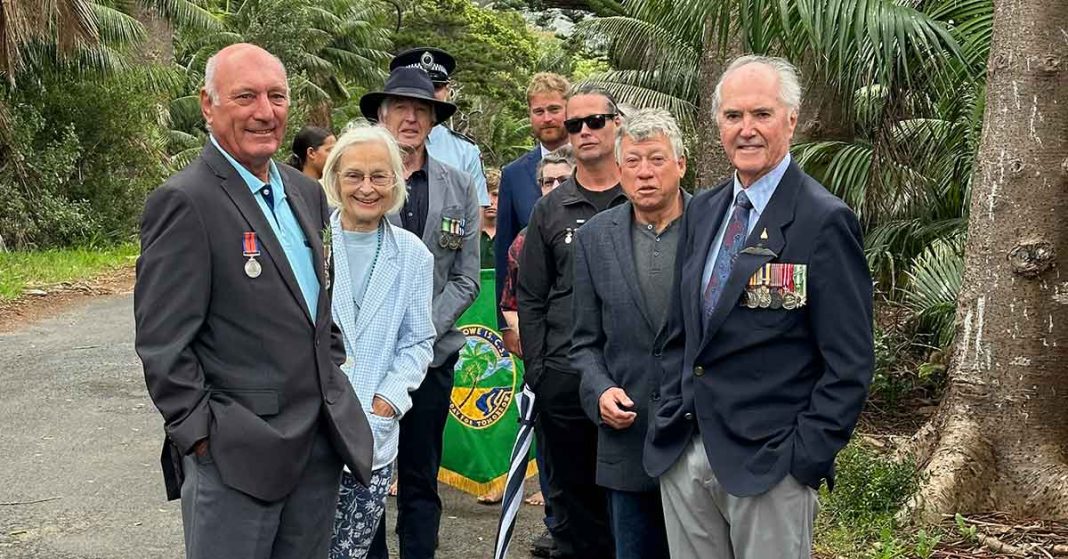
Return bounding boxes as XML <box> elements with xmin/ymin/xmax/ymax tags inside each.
<box><xmin>902</xmin><ymin>236</ymin><xmax>964</xmax><ymax>349</ymax></box>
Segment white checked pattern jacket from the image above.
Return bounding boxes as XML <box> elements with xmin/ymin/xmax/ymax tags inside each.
<box><xmin>330</xmin><ymin>210</ymin><xmax>436</xmax><ymax>470</ymax></box>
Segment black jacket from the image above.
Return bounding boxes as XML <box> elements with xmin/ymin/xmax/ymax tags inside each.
<box><xmin>516</xmin><ymin>177</ymin><xmax>626</xmax><ymax>388</ymax></box>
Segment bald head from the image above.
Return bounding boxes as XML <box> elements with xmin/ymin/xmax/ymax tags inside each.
<box><xmin>204</xmin><ymin>43</ymin><xmax>288</xmax><ymax>105</ymax></box>
<box><xmin>199</xmin><ymin>43</ymin><xmax>290</xmax><ymax>181</ymax></box>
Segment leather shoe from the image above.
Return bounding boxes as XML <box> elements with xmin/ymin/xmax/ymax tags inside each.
<box><xmin>530</xmin><ymin>529</ymin><xmax>554</xmax><ymax>558</ymax></box>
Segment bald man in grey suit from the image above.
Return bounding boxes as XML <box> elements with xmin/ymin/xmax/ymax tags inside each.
<box><xmin>135</xmin><ymin>44</ymin><xmax>373</xmax><ymax>559</ymax></box>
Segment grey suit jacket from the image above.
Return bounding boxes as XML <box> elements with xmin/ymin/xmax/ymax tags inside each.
<box><xmin>388</xmin><ymin>154</ymin><xmax>481</xmax><ymax>366</ymax></box>
<box><xmin>570</xmin><ymin>198</ymin><xmax>688</xmax><ymax>492</ymax></box>
<box><xmin>135</xmin><ymin>142</ymin><xmax>373</xmax><ymax>502</ymax></box>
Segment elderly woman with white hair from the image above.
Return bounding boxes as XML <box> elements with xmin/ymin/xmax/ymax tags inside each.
<box><xmin>321</xmin><ymin>125</ymin><xmax>436</xmax><ymax>559</ymax></box>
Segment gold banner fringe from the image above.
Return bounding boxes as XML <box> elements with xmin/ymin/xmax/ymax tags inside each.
<box><xmin>437</xmin><ymin>459</ymin><xmax>539</xmax><ymax>497</ymax></box>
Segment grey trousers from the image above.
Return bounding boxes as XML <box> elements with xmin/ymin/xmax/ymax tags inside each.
<box><xmin>659</xmin><ymin>435</ymin><xmax>819</xmax><ymax>559</ymax></box>
<box><xmin>181</xmin><ymin>430</ymin><xmax>343</xmax><ymax>559</ymax></box>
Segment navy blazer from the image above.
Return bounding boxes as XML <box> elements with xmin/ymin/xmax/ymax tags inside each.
<box><xmin>571</xmin><ymin>200</ymin><xmax>686</xmax><ymax>492</ymax></box>
<box><xmin>495</xmin><ymin>147</ymin><xmax>541</xmax><ymax>326</ymax></box>
<box><xmin>644</xmin><ymin>162</ymin><xmax>874</xmax><ymax>497</ymax></box>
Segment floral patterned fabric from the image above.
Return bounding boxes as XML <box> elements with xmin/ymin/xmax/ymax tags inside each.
<box><xmin>499</xmin><ymin>228</ymin><xmax>527</xmax><ymax>313</ymax></box>
<box><xmin>330</xmin><ymin>465</ymin><xmax>394</xmax><ymax>559</ymax></box>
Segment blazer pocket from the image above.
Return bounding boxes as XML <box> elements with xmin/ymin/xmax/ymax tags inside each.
<box><xmin>736</xmin><ymin>306</ymin><xmax>802</xmax><ymax>330</ymax></box>
<box><xmin>216</xmin><ymin>388</ymin><xmax>280</xmax><ymax>417</ymax></box>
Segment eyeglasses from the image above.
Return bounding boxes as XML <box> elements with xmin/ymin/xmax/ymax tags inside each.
<box><xmin>539</xmin><ymin>175</ymin><xmax>569</xmax><ymax>188</ymax></box>
<box><xmin>563</xmin><ymin>113</ymin><xmax>617</xmax><ymax>134</ymax></box>
<box><xmin>339</xmin><ymin>171</ymin><xmax>394</xmax><ymax>187</ymax></box>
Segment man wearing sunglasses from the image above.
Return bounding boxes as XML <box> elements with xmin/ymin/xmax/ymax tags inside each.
<box><xmin>517</xmin><ymin>84</ymin><xmax>628</xmax><ymax>559</ymax></box>
<box><xmin>390</xmin><ymin>47</ymin><xmax>490</xmax><ymax>208</ymax></box>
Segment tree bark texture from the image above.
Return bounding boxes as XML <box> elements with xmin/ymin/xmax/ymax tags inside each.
<box><xmin>131</xmin><ymin>5</ymin><xmax>173</xmax><ymax>66</ymax></box>
<box><xmin>694</xmin><ymin>23</ymin><xmax>739</xmax><ymax>188</ymax></box>
<box><xmin>908</xmin><ymin>0</ymin><xmax>1068</xmax><ymax>520</ymax></box>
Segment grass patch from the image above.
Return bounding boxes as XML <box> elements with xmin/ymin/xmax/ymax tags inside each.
<box><xmin>0</xmin><ymin>243</ymin><xmax>138</xmax><ymax>301</ymax></box>
<box><xmin>815</xmin><ymin>441</ymin><xmax>928</xmax><ymax>558</ymax></box>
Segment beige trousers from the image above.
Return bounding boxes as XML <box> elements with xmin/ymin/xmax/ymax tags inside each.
<box><xmin>659</xmin><ymin>435</ymin><xmax>820</xmax><ymax>559</ymax></box>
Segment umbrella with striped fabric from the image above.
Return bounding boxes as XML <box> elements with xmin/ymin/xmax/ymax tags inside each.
<box><xmin>492</xmin><ymin>383</ymin><xmax>537</xmax><ymax>559</ymax></box>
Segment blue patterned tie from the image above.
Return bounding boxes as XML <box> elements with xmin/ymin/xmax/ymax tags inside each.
<box><xmin>703</xmin><ymin>191</ymin><xmax>752</xmax><ymax>317</ymax></box>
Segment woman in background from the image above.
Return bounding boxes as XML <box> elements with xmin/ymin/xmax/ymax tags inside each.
<box><xmin>321</xmin><ymin>125</ymin><xmax>436</xmax><ymax>559</ymax></box>
<box><xmin>288</xmin><ymin>125</ymin><xmax>336</xmax><ymax>180</ymax></box>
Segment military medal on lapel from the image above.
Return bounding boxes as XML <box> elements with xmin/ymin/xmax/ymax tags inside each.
<box><xmin>743</xmin><ymin>263</ymin><xmax>807</xmax><ymax>310</ymax></box>
<box><xmin>242</xmin><ymin>231</ymin><xmax>262</xmax><ymax>278</ymax></box>
<box><xmin>564</xmin><ymin>227</ymin><xmax>574</xmax><ymax>245</ymax></box>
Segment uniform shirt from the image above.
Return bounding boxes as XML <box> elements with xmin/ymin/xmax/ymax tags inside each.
<box><xmin>701</xmin><ymin>153</ymin><xmax>792</xmax><ymax>292</ymax></box>
<box><xmin>517</xmin><ymin>177</ymin><xmax>626</xmax><ymax>384</ymax></box>
<box><xmin>632</xmin><ymin>215</ymin><xmax>683</xmax><ymax>331</ymax></box>
<box><xmin>427</xmin><ymin>125</ymin><xmax>489</xmax><ymax>206</ymax></box>
<box><xmin>210</xmin><ymin>135</ymin><xmax>318</xmax><ymax>316</ymax></box>
<box><xmin>400</xmin><ymin>156</ymin><xmax>430</xmax><ymax>237</ymax></box>
<box><xmin>480</xmin><ymin>231</ymin><xmax>495</xmax><ymax>268</ymax></box>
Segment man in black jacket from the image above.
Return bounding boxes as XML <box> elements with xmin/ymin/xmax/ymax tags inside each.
<box><xmin>570</xmin><ymin>108</ymin><xmax>689</xmax><ymax>559</ymax></box>
<box><xmin>517</xmin><ymin>84</ymin><xmax>626</xmax><ymax>559</ymax></box>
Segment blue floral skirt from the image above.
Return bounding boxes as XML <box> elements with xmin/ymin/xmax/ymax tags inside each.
<box><xmin>330</xmin><ymin>465</ymin><xmax>393</xmax><ymax>559</ymax></box>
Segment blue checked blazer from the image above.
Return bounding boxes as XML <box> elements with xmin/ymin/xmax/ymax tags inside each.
<box><xmin>329</xmin><ymin>210</ymin><xmax>436</xmax><ymax>470</ymax></box>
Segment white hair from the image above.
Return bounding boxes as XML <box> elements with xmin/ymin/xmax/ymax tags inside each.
<box><xmin>614</xmin><ymin>107</ymin><xmax>687</xmax><ymax>163</ymax></box>
<box><xmin>711</xmin><ymin>55</ymin><xmax>802</xmax><ymax>117</ymax></box>
<box><xmin>321</xmin><ymin>124</ymin><xmax>408</xmax><ymax>215</ymax></box>
<box><xmin>203</xmin><ymin>45</ymin><xmax>289</xmax><ymax>105</ymax></box>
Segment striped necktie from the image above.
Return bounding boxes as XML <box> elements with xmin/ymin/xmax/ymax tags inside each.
<box><xmin>703</xmin><ymin>190</ymin><xmax>752</xmax><ymax>317</ymax></box>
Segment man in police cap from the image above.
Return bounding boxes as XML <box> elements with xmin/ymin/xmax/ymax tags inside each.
<box><xmin>391</xmin><ymin>47</ymin><xmax>490</xmax><ymax>207</ymax></box>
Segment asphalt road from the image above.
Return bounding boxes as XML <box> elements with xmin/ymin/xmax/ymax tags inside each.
<box><xmin>0</xmin><ymin>294</ymin><xmax>544</xmax><ymax>558</ymax></box>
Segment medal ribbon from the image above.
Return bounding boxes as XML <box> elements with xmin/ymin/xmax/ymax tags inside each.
<box><xmin>242</xmin><ymin>232</ymin><xmax>260</xmax><ymax>257</ymax></box>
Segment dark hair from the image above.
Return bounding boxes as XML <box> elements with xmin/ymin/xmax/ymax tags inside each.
<box><xmin>287</xmin><ymin>125</ymin><xmax>333</xmax><ymax>170</ymax></box>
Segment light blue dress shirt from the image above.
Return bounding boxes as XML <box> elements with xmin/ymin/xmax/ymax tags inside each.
<box><xmin>211</xmin><ymin>135</ymin><xmax>319</xmax><ymax>316</ymax></box>
<box><xmin>426</xmin><ymin>124</ymin><xmax>489</xmax><ymax>205</ymax></box>
<box><xmin>701</xmin><ymin>153</ymin><xmax>792</xmax><ymax>292</ymax></box>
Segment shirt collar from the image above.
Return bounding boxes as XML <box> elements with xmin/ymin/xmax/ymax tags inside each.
<box><xmin>210</xmin><ymin>135</ymin><xmax>286</xmax><ymax>199</ymax></box>
<box><xmin>732</xmin><ymin>152</ymin><xmax>791</xmax><ymax>215</ymax></box>
<box><xmin>539</xmin><ymin>143</ymin><xmax>551</xmax><ymax>158</ymax></box>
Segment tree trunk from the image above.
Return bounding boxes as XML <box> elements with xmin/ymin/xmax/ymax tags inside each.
<box><xmin>131</xmin><ymin>5</ymin><xmax>173</xmax><ymax>66</ymax></box>
<box><xmin>906</xmin><ymin>0</ymin><xmax>1068</xmax><ymax>521</ymax></box>
<box><xmin>694</xmin><ymin>22</ymin><xmax>739</xmax><ymax>188</ymax></box>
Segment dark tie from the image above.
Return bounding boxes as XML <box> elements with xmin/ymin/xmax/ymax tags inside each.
<box><xmin>703</xmin><ymin>190</ymin><xmax>753</xmax><ymax>317</ymax></box>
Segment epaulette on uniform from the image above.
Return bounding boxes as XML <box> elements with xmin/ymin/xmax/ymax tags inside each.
<box><xmin>447</xmin><ymin>127</ymin><xmax>478</xmax><ymax>146</ymax></box>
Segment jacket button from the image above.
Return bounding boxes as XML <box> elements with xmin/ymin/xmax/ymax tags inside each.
<box><xmin>684</xmin><ymin>412</ymin><xmax>694</xmax><ymax>421</ymax></box>
<box><xmin>315</xmin><ymin>338</ymin><xmax>320</xmax><ymax>347</ymax></box>
<box><xmin>694</xmin><ymin>366</ymin><xmax>704</xmax><ymax>377</ymax></box>
<box><xmin>651</xmin><ymin>391</ymin><xmax>660</xmax><ymax>401</ymax></box>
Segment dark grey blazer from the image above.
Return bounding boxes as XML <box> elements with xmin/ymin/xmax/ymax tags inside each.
<box><xmin>134</xmin><ymin>142</ymin><xmax>373</xmax><ymax>502</ymax></box>
<box><xmin>570</xmin><ymin>198</ymin><xmax>687</xmax><ymax>492</ymax></box>
<box><xmin>388</xmin><ymin>155</ymin><xmax>481</xmax><ymax>367</ymax></box>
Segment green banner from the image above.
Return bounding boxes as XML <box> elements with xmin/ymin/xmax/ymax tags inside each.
<box><xmin>439</xmin><ymin>269</ymin><xmax>536</xmax><ymax>495</ymax></box>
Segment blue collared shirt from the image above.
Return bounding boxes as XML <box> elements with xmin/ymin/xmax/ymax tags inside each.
<box><xmin>701</xmin><ymin>153</ymin><xmax>792</xmax><ymax>292</ymax></box>
<box><xmin>426</xmin><ymin>125</ymin><xmax>489</xmax><ymax>205</ymax></box>
<box><xmin>211</xmin><ymin>135</ymin><xmax>319</xmax><ymax>317</ymax></box>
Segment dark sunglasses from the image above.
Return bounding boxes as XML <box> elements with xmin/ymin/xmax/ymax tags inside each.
<box><xmin>563</xmin><ymin>113</ymin><xmax>617</xmax><ymax>134</ymax></box>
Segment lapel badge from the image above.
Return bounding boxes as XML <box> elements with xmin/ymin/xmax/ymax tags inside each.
<box><xmin>564</xmin><ymin>227</ymin><xmax>574</xmax><ymax>245</ymax></box>
<box><xmin>242</xmin><ymin>231</ymin><xmax>262</xmax><ymax>278</ymax></box>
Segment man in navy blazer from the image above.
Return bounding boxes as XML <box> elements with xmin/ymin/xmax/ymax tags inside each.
<box><xmin>495</xmin><ymin>72</ymin><xmax>570</xmax><ymax>336</ymax></box>
<box><xmin>645</xmin><ymin>56</ymin><xmax>874</xmax><ymax>558</ymax></box>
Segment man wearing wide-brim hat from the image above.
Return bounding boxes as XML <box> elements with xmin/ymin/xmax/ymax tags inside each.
<box><xmin>389</xmin><ymin>47</ymin><xmax>491</xmax><ymax>207</ymax></box>
<box><xmin>359</xmin><ymin>66</ymin><xmax>482</xmax><ymax>559</ymax></box>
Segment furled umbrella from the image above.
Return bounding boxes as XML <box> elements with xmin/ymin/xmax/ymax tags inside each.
<box><xmin>492</xmin><ymin>383</ymin><xmax>537</xmax><ymax>559</ymax></box>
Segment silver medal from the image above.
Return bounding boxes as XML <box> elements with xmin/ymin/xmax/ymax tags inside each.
<box><xmin>245</xmin><ymin>257</ymin><xmax>262</xmax><ymax>278</ymax></box>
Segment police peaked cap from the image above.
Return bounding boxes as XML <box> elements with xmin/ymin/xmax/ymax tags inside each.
<box><xmin>390</xmin><ymin>47</ymin><xmax>455</xmax><ymax>84</ymax></box>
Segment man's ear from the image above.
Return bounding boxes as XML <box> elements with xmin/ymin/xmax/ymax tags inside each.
<box><xmin>199</xmin><ymin>89</ymin><xmax>213</xmax><ymax>126</ymax></box>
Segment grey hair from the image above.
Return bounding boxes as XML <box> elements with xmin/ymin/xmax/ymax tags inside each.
<box><xmin>203</xmin><ymin>45</ymin><xmax>289</xmax><ymax>104</ymax></box>
<box><xmin>711</xmin><ymin>55</ymin><xmax>802</xmax><ymax>116</ymax></box>
<box><xmin>321</xmin><ymin>124</ymin><xmax>408</xmax><ymax>215</ymax></box>
<box><xmin>567</xmin><ymin>83</ymin><xmax>621</xmax><ymax>116</ymax></box>
<box><xmin>376</xmin><ymin>96</ymin><xmax>434</xmax><ymax>123</ymax></box>
<box><xmin>614</xmin><ymin>108</ymin><xmax>686</xmax><ymax>163</ymax></box>
<box><xmin>536</xmin><ymin>145</ymin><xmax>576</xmax><ymax>181</ymax></box>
